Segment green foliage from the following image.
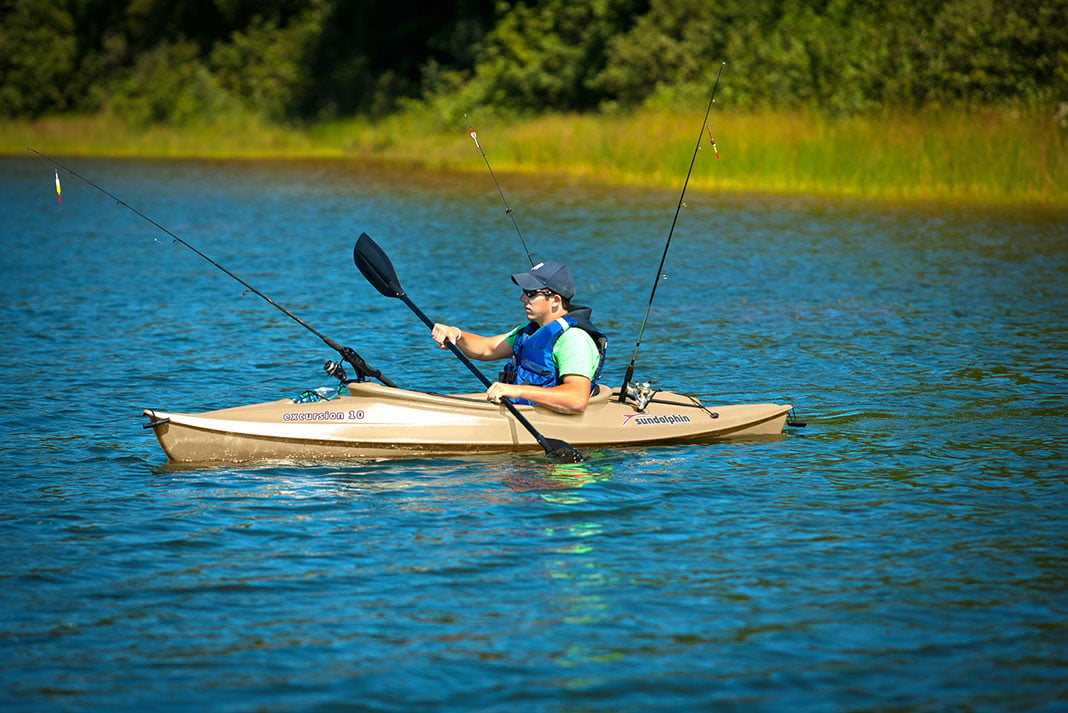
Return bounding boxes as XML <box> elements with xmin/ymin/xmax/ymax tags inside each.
<box><xmin>462</xmin><ymin>0</ymin><xmax>643</xmax><ymax>111</ymax></box>
<box><xmin>209</xmin><ymin>2</ymin><xmax>327</xmax><ymax>121</ymax></box>
<box><xmin>913</xmin><ymin>0</ymin><xmax>1068</xmax><ymax>107</ymax></box>
<box><xmin>0</xmin><ymin>1</ymin><xmax>77</xmax><ymax>115</ymax></box>
<box><xmin>594</xmin><ymin>0</ymin><xmax>1067</xmax><ymax>113</ymax></box>
<box><xmin>0</xmin><ymin>0</ymin><xmax>1063</xmax><ymax>122</ymax></box>
<box><xmin>297</xmin><ymin>0</ymin><xmax>496</xmax><ymax>119</ymax></box>
<box><xmin>105</xmin><ymin>41</ymin><xmax>233</xmax><ymax>125</ymax></box>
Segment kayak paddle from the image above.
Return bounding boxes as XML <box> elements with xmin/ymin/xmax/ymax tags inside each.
<box><xmin>353</xmin><ymin>232</ymin><xmax>584</xmax><ymax>463</ymax></box>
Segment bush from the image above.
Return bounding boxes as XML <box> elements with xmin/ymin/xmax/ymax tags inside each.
<box><xmin>0</xmin><ymin>2</ymin><xmax>77</xmax><ymax>116</ymax></box>
<box><xmin>105</xmin><ymin>41</ymin><xmax>233</xmax><ymax>125</ymax></box>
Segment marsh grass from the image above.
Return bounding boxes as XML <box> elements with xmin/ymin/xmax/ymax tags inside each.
<box><xmin>4</xmin><ymin>106</ymin><xmax>1064</xmax><ymax>208</ymax></box>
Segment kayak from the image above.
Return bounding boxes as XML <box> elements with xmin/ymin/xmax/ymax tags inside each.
<box><xmin>141</xmin><ymin>233</ymin><xmax>796</xmax><ymax>464</ymax></box>
<box><xmin>143</xmin><ymin>380</ymin><xmax>792</xmax><ymax>463</ymax></box>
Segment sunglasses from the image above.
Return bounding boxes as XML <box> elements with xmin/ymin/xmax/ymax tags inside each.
<box><xmin>522</xmin><ymin>288</ymin><xmax>556</xmax><ymax>299</ymax></box>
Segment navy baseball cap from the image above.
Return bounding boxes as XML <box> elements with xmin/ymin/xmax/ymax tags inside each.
<box><xmin>511</xmin><ymin>261</ymin><xmax>575</xmax><ymax>300</ymax></box>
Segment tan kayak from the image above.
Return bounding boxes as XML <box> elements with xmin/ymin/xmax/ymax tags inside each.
<box><xmin>143</xmin><ymin>381</ymin><xmax>792</xmax><ymax>463</ymax></box>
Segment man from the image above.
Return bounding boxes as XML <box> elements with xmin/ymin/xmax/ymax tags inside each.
<box><xmin>431</xmin><ymin>260</ymin><xmax>606</xmax><ymax>414</ymax></box>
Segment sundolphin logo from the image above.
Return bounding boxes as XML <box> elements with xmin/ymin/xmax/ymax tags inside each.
<box><xmin>621</xmin><ymin>413</ymin><xmax>693</xmax><ymax>427</ymax></box>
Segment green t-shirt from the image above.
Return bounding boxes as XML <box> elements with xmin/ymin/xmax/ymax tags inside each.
<box><xmin>506</xmin><ymin>321</ymin><xmax>600</xmax><ymax>380</ymax></box>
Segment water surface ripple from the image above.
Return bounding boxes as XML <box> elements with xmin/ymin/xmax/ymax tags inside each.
<box><xmin>1</xmin><ymin>157</ymin><xmax>1065</xmax><ymax>712</ymax></box>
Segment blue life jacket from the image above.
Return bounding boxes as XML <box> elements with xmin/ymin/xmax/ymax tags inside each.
<box><xmin>505</xmin><ymin>306</ymin><xmax>607</xmax><ymax>403</ymax></box>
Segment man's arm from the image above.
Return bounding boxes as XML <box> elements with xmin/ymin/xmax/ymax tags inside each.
<box><xmin>431</xmin><ymin>323</ymin><xmax>513</xmax><ymax>361</ymax></box>
<box><xmin>484</xmin><ymin>328</ymin><xmax>600</xmax><ymax>414</ymax></box>
<box><xmin>486</xmin><ymin>375</ymin><xmax>592</xmax><ymax>415</ymax></box>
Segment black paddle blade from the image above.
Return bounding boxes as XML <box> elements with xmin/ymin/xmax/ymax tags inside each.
<box><xmin>545</xmin><ymin>439</ymin><xmax>585</xmax><ymax>463</ymax></box>
<box><xmin>354</xmin><ymin>232</ymin><xmax>403</xmax><ymax>298</ymax></box>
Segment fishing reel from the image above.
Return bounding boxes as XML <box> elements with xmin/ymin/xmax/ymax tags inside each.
<box><xmin>323</xmin><ymin>359</ymin><xmax>348</xmax><ymax>384</ymax></box>
<box><xmin>291</xmin><ymin>360</ymin><xmax>349</xmax><ymax>404</ymax></box>
<box><xmin>626</xmin><ymin>381</ymin><xmax>657</xmax><ymax>411</ymax></box>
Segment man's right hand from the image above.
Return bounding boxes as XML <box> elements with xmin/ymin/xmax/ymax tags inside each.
<box><xmin>431</xmin><ymin>323</ymin><xmax>461</xmax><ymax>349</ymax></box>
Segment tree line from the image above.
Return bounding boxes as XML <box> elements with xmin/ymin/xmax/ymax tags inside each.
<box><xmin>1</xmin><ymin>0</ymin><xmax>1064</xmax><ymax>123</ymax></box>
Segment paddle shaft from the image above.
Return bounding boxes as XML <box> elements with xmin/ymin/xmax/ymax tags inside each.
<box><xmin>396</xmin><ymin>292</ymin><xmax>569</xmax><ymax>453</ymax></box>
<box><xmin>29</xmin><ymin>149</ymin><xmax>394</xmax><ymax>387</ymax></box>
<box><xmin>353</xmin><ymin>232</ymin><xmax>580</xmax><ymax>460</ymax></box>
<box><xmin>617</xmin><ymin>62</ymin><xmax>725</xmax><ymax>402</ymax></box>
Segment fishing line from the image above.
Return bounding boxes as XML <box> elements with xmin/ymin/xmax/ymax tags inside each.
<box><xmin>28</xmin><ymin>147</ymin><xmax>395</xmax><ymax>387</ymax></box>
<box><xmin>618</xmin><ymin>62</ymin><xmax>725</xmax><ymax>402</ymax></box>
<box><xmin>464</xmin><ymin>114</ymin><xmax>536</xmax><ymax>266</ymax></box>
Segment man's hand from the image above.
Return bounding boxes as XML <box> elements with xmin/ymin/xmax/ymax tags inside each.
<box><xmin>486</xmin><ymin>381</ymin><xmax>521</xmax><ymax>404</ymax></box>
<box><xmin>431</xmin><ymin>323</ymin><xmax>461</xmax><ymax>349</ymax></box>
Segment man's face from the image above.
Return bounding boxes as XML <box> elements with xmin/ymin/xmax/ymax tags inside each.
<box><xmin>520</xmin><ymin>288</ymin><xmax>561</xmax><ymax>325</ymax></box>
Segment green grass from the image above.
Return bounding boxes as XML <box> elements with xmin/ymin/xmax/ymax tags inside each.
<box><xmin>4</xmin><ymin>107</ymin><xmax>1064</xmax><ymax>209</ymax></box>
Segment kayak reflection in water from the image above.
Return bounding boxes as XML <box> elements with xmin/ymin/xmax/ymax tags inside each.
<box><xmin>431</xmin><ymin>260</ymin><xmax>607</xmax><ymax>415</ymax></box>
<box><xmin>497</xmin><ymin>457</ymin><xmax>614</xmax><ymax>494</ymax></box>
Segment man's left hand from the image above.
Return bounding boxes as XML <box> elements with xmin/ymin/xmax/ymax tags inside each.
<box><xmin>486</xmin><ymin>382</ymin><xmax>521</xmax><ymax>404</ymax></box>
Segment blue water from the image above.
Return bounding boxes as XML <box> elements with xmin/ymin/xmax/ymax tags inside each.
<box><xmin>2</xmin><ymin>155</ymin><xmax>1066</xmax><ymax>712</ymax></box>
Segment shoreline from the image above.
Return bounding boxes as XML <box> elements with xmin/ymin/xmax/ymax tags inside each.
<box><xmin>4</xmin><ymin>110</ymin><xmax>1065</xmax><ymax>213</ymax></box>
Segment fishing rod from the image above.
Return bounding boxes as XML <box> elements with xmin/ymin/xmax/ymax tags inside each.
<box><xmin>464</xmin><ymin>114</ymin><xmax>536</xmax><ymax>266</ymax></box>
<box><xmin>617</xmin><ymin>62</ymin><xmax>725</xmax><ymax>403</ymax></box>
<box><xmin>27</xmin><ymin>148</ymin><xmax>395</xmax><ymax>388</ymax></box>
